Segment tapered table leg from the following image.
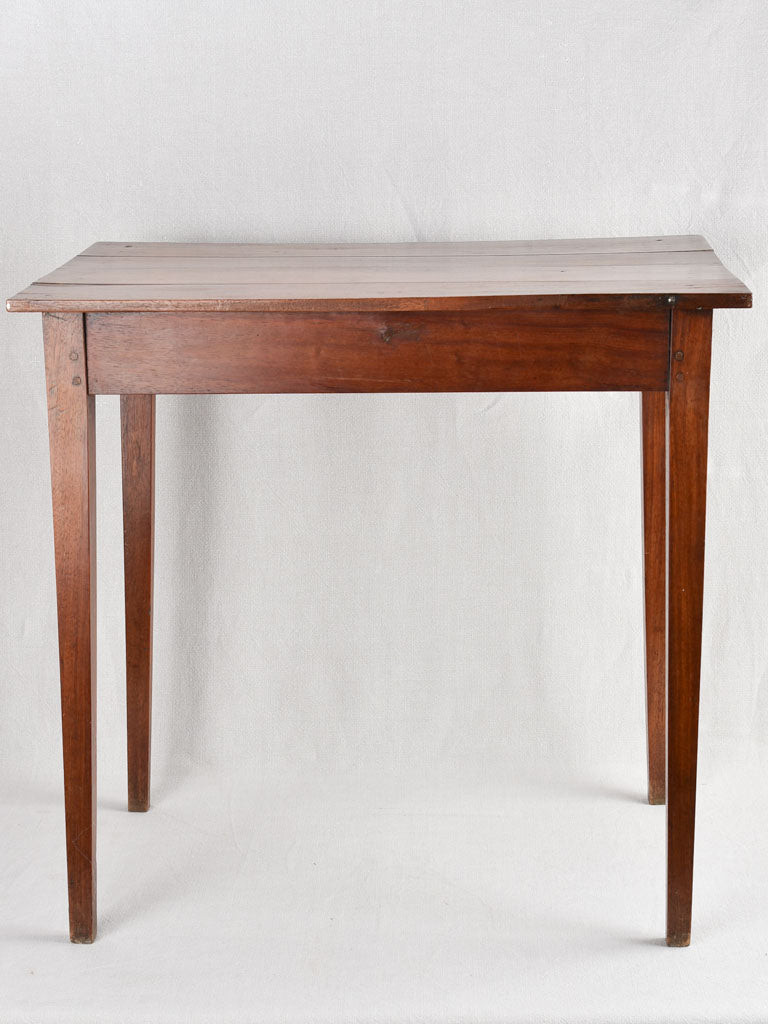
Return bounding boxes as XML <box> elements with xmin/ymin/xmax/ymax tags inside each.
<box><xmin>43</xmin><ymin>313</ymin><xmax>97</xmax><ymax>943</ymax></box>
<box><xmin>121</xmin><ymin>395</ymin><xmax>155</xmax><ymax>812</ymax></box>
<box><xmin>642</xmin><ymin>391</ymin><xmax>666</xmax><ymax>805</ymax></box>
<box><xmin>666</xmin><ymin>307</ymin><xmax>712</xmax><ymax>947</ymax></box>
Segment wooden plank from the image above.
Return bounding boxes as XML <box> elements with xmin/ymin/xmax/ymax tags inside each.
<box><xmin>666</xmin><ymin>308</ymin><xmax>712</xmax><ymax>947</ymax></box>
<box><xmin>120</xmin><ymin>395</ymin><xmax>155</xmax><ymax>813</ymax></box>
<box><xmin>42</xmin><ymin>312</ymin><xmax>97</xmax><ymax>943</ymax></box>
<box><xmin>85</xmin><ymin>309</ymin><xmax>670</xmax><ymax>394</ymax></box>
<box><xmin>35</xmin><ymin>249</ymin><xmax>730</xmax><ymax>285</ymax></box>
<box><xmin>79</xmin><ymin>235</ymin><xmax>713</xmax><ymax>258</ymax></box>
<box><xmin>8</xmin><ymin>284</ymin><xmax>750</xmax><ymax>313</ymax></box>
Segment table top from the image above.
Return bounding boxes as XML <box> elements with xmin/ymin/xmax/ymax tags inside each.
<box><xmin>7</xmin><ymin>235</ymin><xmax>750</xmax><ymax>313</ymax></box>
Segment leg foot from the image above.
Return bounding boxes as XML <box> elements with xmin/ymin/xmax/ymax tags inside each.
<box><xmin>666</xmin><ymin>931</ymin><xmax>691</xmax><ymax>948</ymax></box>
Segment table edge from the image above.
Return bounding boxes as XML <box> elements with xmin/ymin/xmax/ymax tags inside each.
<box><xmin>6</xmin><ymin>291</ymin><xmax>753</xmax><ymax>313</ymax></box>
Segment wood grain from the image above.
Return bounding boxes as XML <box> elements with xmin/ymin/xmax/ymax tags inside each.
<box><xmin>642</xmin><ymin>390</ymin><xmax>667</xmax><ymax>806</ymax></box>
<box><xmin>121</xmin><ymin>395</ymin><xmax>155</xmax><ymax>813</ymax></box>
<box><xmin>42</xmin><ymin>312</ymin><xmax>97</xmax><ymax>943</ymax></box>
<box><xmin>36</xmin><ymin>250</ymin><xmax>730</xmax><ymax>284</ymax></box>
<box><xmin>79</xmin><ymin>235</ymin><xmax>713</xmax><ymax>258</ymax></box>
<box><xmin>7</xmin><ymin>236</ymin><xmax>751</xmax><ymax>312</ymax></box>
<box><xmin>666</xmin><ymin>308</ymin><xmax>712</xmax><ymax>947</ymax></box>
<box><xmin>85</xmin><ymin>309</ymin><xmax>671</xmax><ymax>394</ymax></box>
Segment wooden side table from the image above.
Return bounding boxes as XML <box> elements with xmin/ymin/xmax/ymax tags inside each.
<box><xmin>7</xmin><ymin>236</ymin><xmax>751</xmax><ymax>945</ymax></box>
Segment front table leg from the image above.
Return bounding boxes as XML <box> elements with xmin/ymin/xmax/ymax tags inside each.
<box><xmin>43</xmin><ymin>313</ymin><xmax>97</xmax><ymax>943</ymax></box>
<box><xmin>666</xmin><ymin>307</ymin><xmax>712</xmax><ymax>947</ymax></box>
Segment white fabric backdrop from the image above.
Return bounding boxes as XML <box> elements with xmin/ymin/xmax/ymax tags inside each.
<box><xmin>1</xmin><ymin>2</ymin><xmax>767</xmax><ymax>1021</ymax></box>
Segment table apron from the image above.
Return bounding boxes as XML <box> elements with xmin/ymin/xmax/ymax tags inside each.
<box><xmin>84</xmin><ymin>309</ymin><xmax>671</xmax><ymax>394</ymax></box>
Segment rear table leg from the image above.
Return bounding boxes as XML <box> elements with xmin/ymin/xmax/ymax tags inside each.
<box><xmin>121</xmin><ymin>395</ymin><xmax>156</xmax><ymax>813</ymax></box>
<box><xmin>642</xmin><ymin>390</ymin><xmax>666</xmax><ymax>805</ymax></box>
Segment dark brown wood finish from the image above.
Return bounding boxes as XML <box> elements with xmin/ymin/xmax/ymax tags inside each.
<box><xmin>42</xmin><ymin>313</ymin><xmax>97</xmax><ymax>943</ymax></box>
<box><xmin>642</xmin><ymin>391</ymin><xmax>667</xmax><ymax>805</ymax></box>
<box><xmin>7</xmin><ymin>238</ymin><xmax>751</xmax><ymax>945</ymax></box>
<box><xmin>85</xmin><ymin>309</ymin><xmax>670</xmax><ymax>394</ymax></box>
<box><xmin>7</xmin><ymin>236</ymin><xmax>751</xmax><ymax>313</ymax></box>
<box><xmin>120</xmin><ymin>395</ymin><xmax>155</xmax><ymax>812</ymax></box>
<box><xmin>666</xmin><ymin>308</ymin><xmax>713</xmax><ymax>947</ymax></box>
